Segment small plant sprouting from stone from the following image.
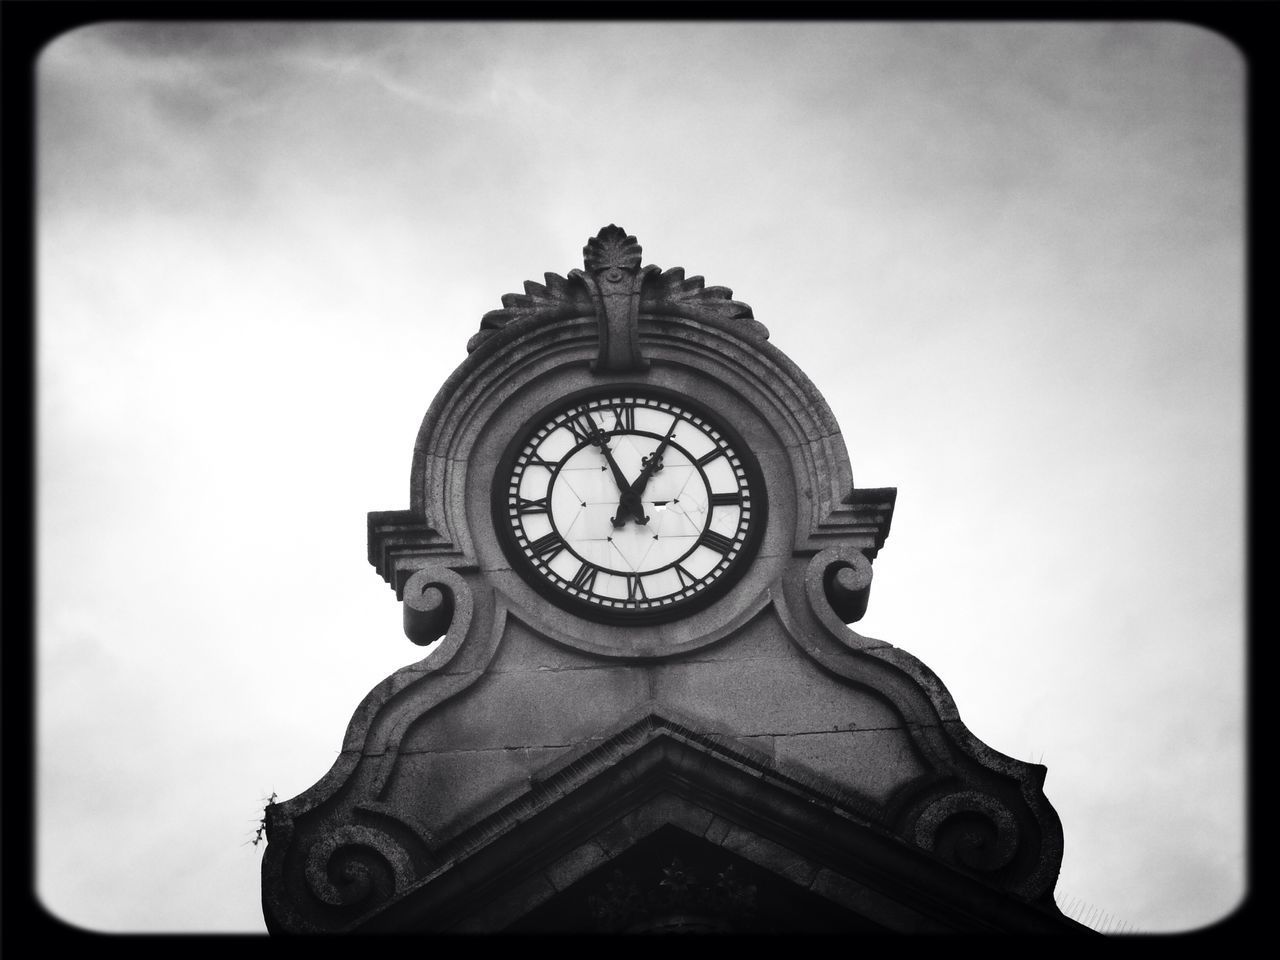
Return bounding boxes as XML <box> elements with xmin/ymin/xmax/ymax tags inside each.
<box><xmin>249</xmin><ymin>792</ymin><xmax>278</xmax><ymax>847</ymax></box>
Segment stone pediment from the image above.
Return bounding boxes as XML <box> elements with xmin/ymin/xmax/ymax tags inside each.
<box><xmin>344</xmin><ymin>711</ymin><xmax>1078</xmax><ymax>934</ymax></box>
<box><xmin>263</xmin><ymin>562</ymin><xmax>1080</xmax><ymax>933</ymax></box>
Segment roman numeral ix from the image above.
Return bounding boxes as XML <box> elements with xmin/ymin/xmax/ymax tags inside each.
<box><xmin>527</xmin><ymin>531</ymin><xmax>564</xmax><ymax>558</ymax></box>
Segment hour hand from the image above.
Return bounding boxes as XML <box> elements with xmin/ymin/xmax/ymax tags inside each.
<box><xmin>587</xmin><ymin>430</ymin><xmax>633</xmax><ymax>498</ymax></box>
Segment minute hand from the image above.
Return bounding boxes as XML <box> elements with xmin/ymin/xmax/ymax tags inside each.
<box><xmin>628</xmin><ymin>430</ymin><xmax>676</xmax><ymax>500</ymax></box>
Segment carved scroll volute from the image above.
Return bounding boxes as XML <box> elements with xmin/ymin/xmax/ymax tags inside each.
<box><xmin>304</xmin><ymin>825</ymin><xmax>416</xmax><ymax>917</ymax></box>
<box><xmin>577</xmin><ymin>224</ymin><xmax>652</xmax><ymax>373</ymax></box>
<box><xmin>402</xmin><ymin>574</ymin><xmax>455</xmax><ymax>646</ymax></box>
<box><xmin>913</xmin><ymin>792</ymin><xmax>1023</xmax><ymax>888</ymax></box>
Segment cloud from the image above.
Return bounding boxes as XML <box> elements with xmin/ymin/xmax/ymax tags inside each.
<box><xmin>35</xmin><ymin>21</ymin><xmax>1244</xmax><ymax>933</ymax></box>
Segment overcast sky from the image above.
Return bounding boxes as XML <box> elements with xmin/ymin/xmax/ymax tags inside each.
<box><xmin>35</xmin><ymin>21</ymin><xmax>1244</xmax><ymax>934</ymax></box>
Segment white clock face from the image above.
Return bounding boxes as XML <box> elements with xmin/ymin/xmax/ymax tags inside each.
<box><xmin>498</xmin><ymin>392</ymin><xmax>762</xmax><ymax>619</ymax></box>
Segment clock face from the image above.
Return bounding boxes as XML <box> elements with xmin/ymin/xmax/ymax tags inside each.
<box><xmin>495</xmin><ymin>391</ymin><xmax>764</xmax><ymax>621</ymax></box>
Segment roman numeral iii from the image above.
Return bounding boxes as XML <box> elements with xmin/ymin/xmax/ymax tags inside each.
<box><xmin>699</xmin><ymin>529</ymin><xmax>736</xmax><ymax>554</ymax></box>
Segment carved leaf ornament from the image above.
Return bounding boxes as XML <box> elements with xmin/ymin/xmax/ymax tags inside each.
<box><xmin>467</xmin><ymin>224</ymin><xmax>767</xmax><ymax>365</ymax></box>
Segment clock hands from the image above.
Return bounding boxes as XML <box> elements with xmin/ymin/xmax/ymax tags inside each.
<box><xmin>580</xmin><ymin>414</ymin><xmax>679</xmax><ymax>528</ymax></box>
<box><xmin>614</xmin><ymin>424</ymin><xmax>679</xmax><ymax>527</ymax></box>
<box><xmin>627</xmin><ymin>425</ymin><xmax>677</xmax><ymax>503</ymax></box>
<box><xmin>506</xmin><ymin>396</ymin><xmax>756</xmax><ymax>616</ymax></box>
<box><xmin>579</xmin><ymin>419</ymin><xmax>646</xmax><ymax>527</ymax></box>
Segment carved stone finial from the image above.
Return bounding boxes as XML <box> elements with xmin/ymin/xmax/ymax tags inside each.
<box><xmin>577</xmin><ymin>225</ymin><xmax>650</xmax><ymax>373</ymax></box>
<box><xmin>583</xmin><ymin>224</ymin><xmax>642</xmax><ymax>274</ymax></box>
<box><xmin>468</xmin><ymin>225</ymin><xmax>766</xmax><ymax>358</ymax></box>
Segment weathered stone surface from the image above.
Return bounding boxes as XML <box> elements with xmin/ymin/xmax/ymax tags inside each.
<box><xmin>448</xmin><ymin>871</ymin><xmax>559</xmax><ymax>933</ymax></box>
<box><xmin>544</xmin><ymin>840</ymin><xmax>612</xmax><ymax>892</ymax></box>
<box><xmin>810</xmin><ymin>868</ymin><xmax>953</xmax><ymax>933</ymax></box>
<box><xmin>773</xmin><ymin>728</ymin><xmax>926</xmax><ymax>805</ymax></box>
<box><xmin>651</xmin><ymin>621</ymin><xmax>906</xmax><ymax>739</ymax></box>
<box><xmin>714</xmin><ymin>820</ymin><xmax>823</xmax><ymax>888</ymax></box>
<box><xmin>401</xmin><ymin>658</ymin><xmax>647</xmax><ymax>753</ymax></box>
<box><xmin>390</xmin><ymin>746</ymin><xmax>569</xmax><ymax>838</ymax></box>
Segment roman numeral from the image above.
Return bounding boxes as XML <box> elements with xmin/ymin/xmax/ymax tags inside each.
<box><xmin>526</xmin><ymin>453</ymin><xmax>557</xmax><ymax>471</ymax></box>
<box><xmin>695</xmin><ymin>449</ymin><xmax>723</xmax><ymax>467</ymax></box>
<box><xmin>625</xmin><ymin>574</ymin><xmax>648</xmax><ymax>602</ymax></box>
<box><xmin>674</xmin><ymin>564</ymin><xmax>698</xmax><ymax>589</ymax></box>
<box><xmin>569</xmin><ymin>563</ymin><xmax>599</xmax><ymax>592</ymax></box>
<box><xmin>516</xmin><ymin>496</ymin><xmax>549</xmax><ymax>515</ymax></box>
<box><xmin>610</xmin><ymin>404</ymin><xmax>635</xmax><ymax>432</ymax></box>
<box><xmin>564</xmin><ymin>412</ymin><xmax>603</xmax><ymax>444</ymax></box>
<box><xmin>527</xmin><ymin>531</ymin><xmax>564</xmax><ymax>559</ymax></box>
<box><xmin>709</xmin><ymin>491</ymin><xmax>743</xmax><ymax>506</ymax></box>
<box><xmin>698</xmin><ymin>529</ymin><xmax>736</xmax><ymax>554</ymax></box>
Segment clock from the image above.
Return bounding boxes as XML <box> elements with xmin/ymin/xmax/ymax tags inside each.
<box><xmin>494</xmin><ymin>389</ymin><xmax>765</xmax><ymax>622</ymax></box>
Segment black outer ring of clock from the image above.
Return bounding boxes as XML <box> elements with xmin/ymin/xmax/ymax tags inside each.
<box><xmin>491</xmin><ymin>385</ymin><xmax>767</xmax><ymax>626</ymax></box>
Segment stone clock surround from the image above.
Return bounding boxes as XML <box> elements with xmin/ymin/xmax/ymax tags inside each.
<box><xmin>479</xmin><ymin>369</ymin><xmax>782</xmax><ymax>653</ymax></box>
<box><xmin>262</xmin><ymin>227</ymin><xmax>1083</xmax><ymax>934</ymax></box>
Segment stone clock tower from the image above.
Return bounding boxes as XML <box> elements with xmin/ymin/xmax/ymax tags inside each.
<box><xmin>261</xmin><ymin>227</ymin><xmax>1089</xmax><ymax>934</ymax></box>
